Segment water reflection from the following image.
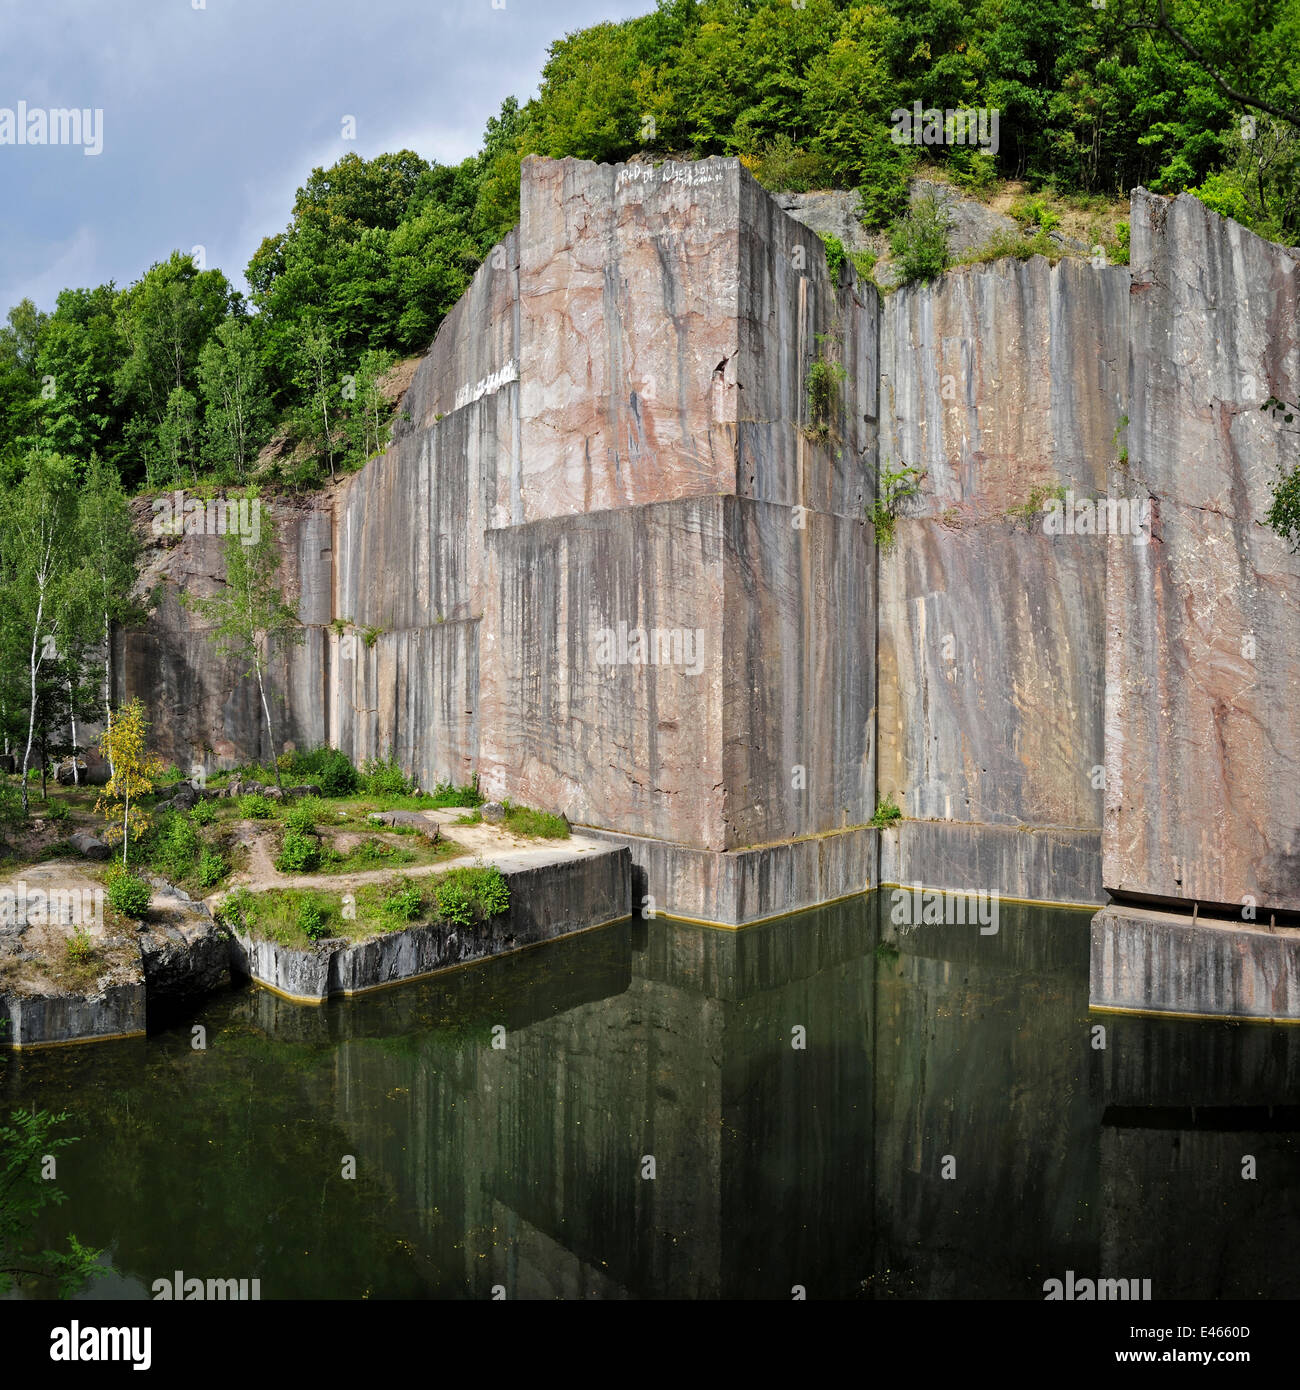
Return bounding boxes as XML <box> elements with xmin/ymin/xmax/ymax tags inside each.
<box><xmin>3</xmin><ymin>893</ymin><xmax>1297</xmax><ymax>1299</ymax></box>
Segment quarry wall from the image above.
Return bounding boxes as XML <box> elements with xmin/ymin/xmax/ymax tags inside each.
<box><xmin>118</xmin><ymin>158</ymin><xmax>1300</xmax><ymax>959</ymax></box>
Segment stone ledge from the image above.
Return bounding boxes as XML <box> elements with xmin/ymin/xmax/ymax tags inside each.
<box><xmin>1090</xmin><ymin>902</ymin><xmax>1300</xmax><ymax>1021</ymax></box>
<box><xmin>879</xmin><ymin>819</ymin><xmax>1103</xmax><ymax>907</ymax></box>
<box><xmin>577</xmin><ymin>825</ymin><xmax>877</xmax><ymax>926</ymax></box>
<box><xmin>230</xmin><ymin>845</ymin><xmax>631</xmax><ymax>1003</ymax></box>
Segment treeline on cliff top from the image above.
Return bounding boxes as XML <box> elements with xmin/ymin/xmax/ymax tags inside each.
<box><xmin>0</xmin><ymin>0</ymin><xmax>1296</xmax><ymax>501</ymax></box>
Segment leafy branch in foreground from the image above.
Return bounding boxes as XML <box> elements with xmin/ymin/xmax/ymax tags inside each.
<box><xmin>0</xmin><ymin>1107</ymin><xmax>108</xmax><ymax>1297</ymax></box>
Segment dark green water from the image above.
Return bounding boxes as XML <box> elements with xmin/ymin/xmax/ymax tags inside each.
<box><xmin>3</xmin><ymin>894</ymin><xmax>1299</xmax><ymax>1299</ymax></box>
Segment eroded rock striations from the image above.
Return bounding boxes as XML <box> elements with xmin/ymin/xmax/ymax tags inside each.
<box><xmin>119</xmin><ymin>161</ymin><xmax>1300</xmax><ymax>1006</ymax></box>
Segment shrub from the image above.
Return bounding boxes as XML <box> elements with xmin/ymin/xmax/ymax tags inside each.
<box><xmin>1112</xmin><ymin>220</ymin><xmax>1130</xmax><ymax>266</ymax></box>
<box><xmin>238</xmin><ymin>794</ymin><xmax>277</xmax><ymax>820</ymax></box>
<box><xmin>741</xmin><ymin>135</ymin><xmax>831</xmax><ymax>193</ymax></box>
<box><xmin>433</xmin><ymin>865</ymin><xmax>510</xmax><ymax>926</ymax></box>
<box><xmin>819</xmin><ymin>232</ymin><xmax>847</xmax><ymax>278</ymax></box>
<box><xmin>868</xmin><ymin>462</ymin><xmax>923</xmax><ymax>554</ymax></box>
<box><xmin>380</xmin><ymin>877</ymin><xmax>423</xmax><ymax>926</ymax></box>
<box><xmin>1011</xmin><ymin>194</ymin><xmax>1060</xmax><ymax>233</ymax></box>
<box><xmin>360</xmin><ymin>756</ymin><xmax>412</xmax><ymax>796</ymax></box>
<box><xmin>958</xmin><ymin>227</ymin><xmax>1060</xmax><ymax>267</ymax></box>
<box><xmin>66</xmin><ymin>926</ymin><xmax>95</xmax><ymax>965</ymax></box>
<box><xmin>947</xmin><ymin>147</ymin><xmax>997</xmax><ymax>192</ymax></box>
<box><xmin>189</xmin><ymin>798</ymin><xmax>215</xmax><ymax>826</ymax></box>
<box><xmin>501</xmin><ymin>802</ymin><xmax>570</xmax><ymax>839</ymax></box>
<box><xmin>214</xmin><ymin>886</ymin><xmax>256</xmax><ymax>932</ymax></box>
<box><xmin>151</xmin><ymin>813</ymin><xmax>201</xmax><ymax>880</ymax></box>
<box><xmin>870</xmin><ymin>796</ymin><xmax>903</xmax><ymax>828</ymax></box>
<box><xmin>45</xmin><ymin>798</ymin><xmax>70</xmax><ymax>823</ymax></box>
<box><xmin>284</xmin><ymin>798</ymin><xmax>321</xmax><ymax>834</ymax></box>
<box><xmin>297</xmin><ymin>898</ymin><xmax>331</xmax><ymax>941</ymax></box>
<box><xmin>313</xmin><ymin>748</ymin><xmax>358</xmax><ymax>797</ymax></box>
<box><xmin>426</xmin><ymin>779</ymin><xmax>483</xmax><ymax>808</ymax></box>
<box><xmin>888</xmin><ymin>195</ymin><xmax>953</xmax><ymax>285</ymax></box>
<box><xmin>106</xmin><ymin>870</ymin><xmax>151</xmax><ymax>918</ymax></box>
<box><xmin>155</xmin><ymin>764</ymin><xmax>183</xmax><ymax>786</ymax></box>
<box><xmin>275</xmin><ymin>829</ymin><xmax>320</xmax><ymax>873</ymax></box>
<box><xmin>197</xmin><ymin>848</ymin><xmax>228</xmax><ymax>888</ymax></box>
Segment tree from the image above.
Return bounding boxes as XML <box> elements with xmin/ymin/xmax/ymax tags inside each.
<box><xmin>183</xmin><ymin>497</ymin><xmax>303</xmax><ymax>790</ymax></box>
<box><xmin>198</xmin><ymin>319</ymin><xmax>271</xmax><ymax>483</ymax></box>
<box><xmin>0</xmin><ymin>454</ymin><xmax>84</xmax><ymax>811</ymax></box>
<box><xmin>78</xmin><ymin>458</ymin><xmax>141</xmax><ymax>776</ymax></box>
<box><xmin>96</xmin><ymin>696</ymin><xmax>166</xmax><ymax>865</ymax></box>
<box><xmin>0</xmin><ymin>1108</ymin><xmax>106</xmax><ymax>1297</ymax></box>
<box><xmin>295</xmin><ymin>321</ymin><xmax>339</xmax><ymax>480</ymax></box>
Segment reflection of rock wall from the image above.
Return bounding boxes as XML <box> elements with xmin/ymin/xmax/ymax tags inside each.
<box><xmin>326</xmin><ymin>905</ymin><xmax>875</xmax><ymax>1298</ymax></box>
<box><xmin>871</xmin><ymin>898</ymin><xmax>1100</xmax><ymax>1295</ymax></box>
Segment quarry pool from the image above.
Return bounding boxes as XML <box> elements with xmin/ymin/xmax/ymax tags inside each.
<box><xmin>4</xmin><ymin>895</ymin><xmax>1298</xmax><ymax>1300</ymax></box>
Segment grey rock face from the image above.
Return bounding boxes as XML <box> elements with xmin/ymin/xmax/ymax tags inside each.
<box><xmin>479</xmin><ymin>802</ymin><xmax>505</xmax><ymax>824</ymax></box>
<box><xmin>1105</xmin><ymin>191</ymin><xmax>1300</xmax><ymax>911</ymax></box>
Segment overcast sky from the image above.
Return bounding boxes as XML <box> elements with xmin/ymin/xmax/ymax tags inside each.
<box><xmin>0</xmin><ymin>0</ymin><xmax>651</xmax><ymax>316</ymax></box>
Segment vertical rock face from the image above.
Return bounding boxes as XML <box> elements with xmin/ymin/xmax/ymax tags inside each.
<box><xmin>1106</xmin><ymin>192</ymin><xmax>1300</xmax><ymax>911</ymax></box>
<box><xmin>517</xmin><ymin>158</ymin><xmax>742</xmax><ymax>521</ymax></box>
<box><xmin>119</xmin><ymin>159</ymin><xmax>1300</xmax><ymax>934</ymax></box>
<box><xmin>876</xmin><ymin>256</ymin><xmax>1128</xmax><ymax>903</ymax></box>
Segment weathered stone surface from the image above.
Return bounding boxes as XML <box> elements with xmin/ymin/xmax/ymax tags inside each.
<box><xmin>1105</xmin><ymin>191</ymin><xmax>1300</xmax><ymax>911</ymax></box>
<box><xmin>1092</xmin><ymin>902</ymin><xmax>1300</xmax><ymax>1020</ymax></box>
<box><xmin>516</xmin><ymin>156</ymin><xmax>744</xmax><ymax>521</ymax></box>
<box><xmin>367</xmin><ymin>810</ymin><xmax>439</xmax><ymax>836</ymax></box>
<box><xmin>877</xmin><ymin>254</ymin><xmax>1126</xmax><ymax>900</ymax></box>
<box><xmin>774</xmin><ymin>189</ymin><xmax>873</xmax><ymax>253</ymax></box>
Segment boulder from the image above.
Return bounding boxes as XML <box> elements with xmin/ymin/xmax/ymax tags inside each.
<box><xmin>169</xmin><ymin>782</ymin><xmax>199</xmax><ymax>811</ymax></box>
<box><xmin>56</xmin><ymin>758</ymin><xmax>111</xmax><ymax>787</ymax></box>
<box><xmin>70</xmin><ymin>831</ymin><xmax>110</xmax><ymax>861</ymax></box>
<box><xmin>480</xmin><ymin>801</ymin><xmax>505</xmax><ymax>824</ymax></box>
<box><xmin>367</xmin><ymin>810</ymin><xmax>439</xmax><ymax>838</ymax></box>
<box><xmin>286</xmin><ymin>784</ymin><xmax>322</xmax><ymax>800</ymax></box>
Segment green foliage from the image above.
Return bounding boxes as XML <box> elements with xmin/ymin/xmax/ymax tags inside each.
<box><xmin>151</xmin><ymin>812</ymin><xmax>200</xmax><ymax>880</ymax></box>
<box><xmin>425</xmin><ymin>779</ymin><xmax>483</xmax><ymax>808</ymax></box>
<box><xmin>45</xmin><ymin>797</ymin><xmax>70</xmax><ymax>824</ymax></box>
<box><xmin>275</xmin><ymin>829</ymin><xmax>321</xmax><ymax>873</ymax></box>
<box><xmin>433</xmin><ymin>864</ymin><xmax>511</xmax><ymax>926</ymax></box>
<box><xmin>239</xmin><ymin>793</ymin><xmax>277</xmax><ymax>820</ymax></box>
<box><xmin>297</xmin><ymin>898</ymin><xmax>330</xmax><ymax>941</ymax></box>
<box><xmin>1011</xmin><ymin>195</ymin><xmax>1062</xmax><ymax>233</ymax></box>
<box><xmin>868</xmin><ymin>462</ymin><xmax>923</xmax><ymax>554</ymax></box>
<box><xmin>742</xmin><ymin>137</ymin><xmax>833</xmax><ymax>194</ymax></box>
<box><xmin>284</xmin><ymin>797</ymin><xmax>321</xmax><ymax>833</ymax></box>
<box><xmin>958</xmin><ymin>227</ymin><xmax>1062</xmax><ymax>267</ymax></box>
<box><xmin>359</xmin><ymin>756</ymin><xmax>412</xmax><ymax>797</ymax></box>
<box><xmin>805</xmin><ymin>343</ymin><xmax>848</xmax><ymax>440</ymax></box>
<box><xmin>1263</xmin><ymin>397</ymin><xmax>1300</xmax><ymax>549</ymax></box>
<box><xmin>379</xmin><ymin>877</ymin><xmax>424</xmax><ymax>926</ymax></box>
<box><xmin>105</xmin><ymin>867</ymin><xmax>151</xmax><ymax>919</ymax></box>
<box><xmin>888</xmin><ymin>195</ymin><xmax>953</xmax><ymax>286</ymax></box>
<box><xmin>0</xmin><ymin>1108</ymin><xmax>107</xmax><ymax>1296</ymax></box>
<box><xmin>196</xmin><ymin>847</ymin><xmax>228</xmax><ymax>889</ymax></box>
<box><xmin>284</xmin><ymin>747</ymin><xmax>358</xmax><ymax>797</ymax></box>
<box><xmin>870</xmin><ymin>796</ymin><xmax>903</xmax><ymax>829</ymax></box>
<box><xmin>819</xmin><ymin>233</ymin><xmax>847</xmax><ymax>278</ymax></box>
<box><xmin>500</xmin><ymin>801</ymin><xmax>570</xmax><ymax>839</ymax></box>
<box><xmin>1112</xmin><ymin>221</ymin><xmax>1130</xmax><ymax>267</ymax></box>
<box><xmin>1006</xmin><ymin>482</ymin><xmax>1067</xmax><ymax>528</ymax></box>
<box><xmin>65</xmin><ymin>925</ymin><xmax>95</xmax><ymax>965</ymax></box>
<box><xmin>189</xmin><ymin>798</ymin><xmax>215</xmax><ymax>826</ymax></box>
